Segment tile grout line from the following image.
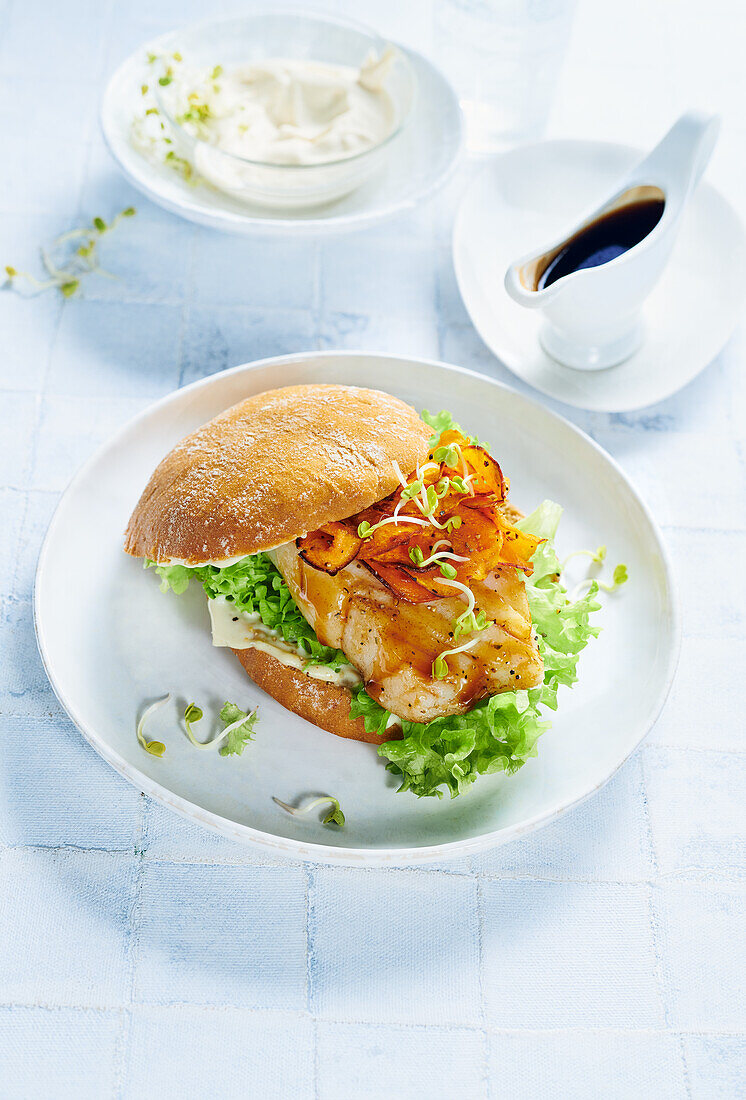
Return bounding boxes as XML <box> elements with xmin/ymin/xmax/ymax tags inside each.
<box><xmin>474</xmin><ymin>869</ymin><xmax>491</xmax><ymax>1100</ymax></box>
<box><xmin>312</xmin><ymin>238</ymin><xmax>323</xmax><ymax>351</ymax></box>
<box><xmin>638</xmin><ymin>749</ymin><xmax>660</xmax><ymax>882</ymax></box>
<box><xmin>7</xmin><ymin>317</ymin><xmax>64</xmax><ymax>599</ymax></box>
<box><xmin>643</xmin><ymin>743</ymin><xmax>746</xmax><ymax>760</ymax></box>
<box><xmin>111</xmin><ymin>791</ymin><xmax>149</xmax><ymax>1100</ymax></box>
<box><xmin>1</xmin><ymin>997</ymin><xmax>744</xmax><ymax>1039</ymax></box>
<box><xmin>639</xmin><ymin>749</ymin><xmax>678</xmax><ymax>1065</ymax></box>
<box><xmin>110</xmin><ymin>1006</ymin><xmax>132</xmax><ymax>1100</ymax></box>
<box><xmin>22</xmin><ymin>292</ymin><xmax>64</xmax><ymax>508</ymax></box>
<box><xmin>175</xmin><ymin>223</ymin><xmax>199</xmax><ymax>388</ymax></box>
<box><xmin>20</xmin><ymin>33</ymin><xmax>99</xmax><ymax>515</ymax></box>
<box><xmin>305</xmin><ymin>862</ymin><xmax>320</xmax><ymax>1100</ymax></box>
<box><xmin>677</xmin><ymin>1031</ymin><xmax>694</xmax><ymax>1100</ymax></box>
<box><xmin>1</xmin><ymin>839</ymin><xmax>744</xmax><ymax>884</ymax></box>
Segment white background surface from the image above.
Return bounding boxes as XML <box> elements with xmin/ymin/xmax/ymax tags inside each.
<box><xmin>1</xmin><ymin>1</ymin><xmax>744</xmax><ymax>1097</ymax></box>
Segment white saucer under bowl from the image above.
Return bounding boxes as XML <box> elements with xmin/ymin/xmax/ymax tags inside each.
<box><xmin>453</xmin><ymin>139</ymin><xmax>746</xmax><ymax>412</ymax></box>
<box><xmin>101</xmin><ymin>18</ymin><xmax>462</xmax><ymax>235</ymax></box>
<box><xmin>34</xmin><ymin>352</ymin><xmax>679</xmax><ymax>866</ymax></box>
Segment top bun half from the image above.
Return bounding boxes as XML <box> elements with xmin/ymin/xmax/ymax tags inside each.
<box><xmin>124</xmin><ymin>384</ymin><xmax>431</xmax><ymax>565</ymax></box>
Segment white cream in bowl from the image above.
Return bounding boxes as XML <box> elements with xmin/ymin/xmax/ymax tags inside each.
<box><xmin>163</xmin><ymin>48</ymin><xmax>398</xmax><ymax>167</ymax></box>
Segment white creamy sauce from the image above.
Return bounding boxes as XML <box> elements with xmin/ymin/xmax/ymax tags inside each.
<box><xmin>156</xmin><ymin>545</ymin><xmax>287</xmax><ymax>569</ymax></box>
<box><xmin>166</xmin><ymin>48</ymin><xmax>397</xmax><ymax>167</ymax></box>
<box><xmin>207</xmin><ymin>596</ymin><xmax>362</xmax><ymax>689</ymax></box>
<box><xmin>159</xmin><ymin>551</ymin><xmax>265</xmax><ymax>569</ymax></box>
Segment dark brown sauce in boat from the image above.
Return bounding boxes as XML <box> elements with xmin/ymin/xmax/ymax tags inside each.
<box><xmin>520</xmin><ymin>185</ymin><xmax>667</xmax><ymax>292</ymax></box>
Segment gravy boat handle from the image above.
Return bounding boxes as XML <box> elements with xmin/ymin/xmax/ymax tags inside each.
<box><xmin>630</xmin><ymin>109</ymin><xmax>720</xmax><ymax>195</ymax></box>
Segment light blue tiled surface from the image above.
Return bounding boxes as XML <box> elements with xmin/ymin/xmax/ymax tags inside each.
<box><xmin>1</xmin><ymin>0</ymin><xmax>745</xmax><ymax>1096</ymax></box>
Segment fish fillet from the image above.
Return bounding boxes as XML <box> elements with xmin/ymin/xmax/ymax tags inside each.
<box><xmin>272</xmin><ymin>542</ymin><xmax>543</xmax><ymax>724</ymax></box>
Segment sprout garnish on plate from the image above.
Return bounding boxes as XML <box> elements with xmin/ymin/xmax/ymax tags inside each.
<box><xmin>135</xmin><ymin>697</ymin><xmax>258</xmax><ymax>758</ymax></box>
<box><xmin>136</xmin><ymin>694</ymin><xmax>170</xmax><ymax>757</ymax></box>
<box><xmin>183</xmin><ymin>701</ymin><xmax>259</xmax><ymax>756</ymax></box>
<box><xmin>272</xmin><ymin>795</ymin><xmax>346</xmax><ymax>828</ymax></box>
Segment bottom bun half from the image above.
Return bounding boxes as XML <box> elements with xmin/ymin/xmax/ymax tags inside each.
<box><xmin>231</xmin><ymin>648</ymin><xmax>402</xmax><ymax>746</ymax></box>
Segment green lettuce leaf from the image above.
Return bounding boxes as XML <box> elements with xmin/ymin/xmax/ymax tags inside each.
<box><xmin>349</xmin><ymin>688</ymin><xmax>395</xmax><ymax>738</ymax></box>
<box><xmin>153</xmin><ymin>563</ymin><xmax>193</xmax><ymax>595</ymax></box>
<box><xmin>355</xmin><ymin>500</ymin><xmax>602</xmax><ymax>799</ymax></box>
<box><xmin>218</xmin><ymin>701</ymin><xmax>258</xmax><ymax>757</ymax></box>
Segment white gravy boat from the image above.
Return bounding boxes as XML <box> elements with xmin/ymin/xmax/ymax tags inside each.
<box><xmin>504</xmin><ymin>111</ymin><xmax>721</xmax><ymax>370</ymax></box>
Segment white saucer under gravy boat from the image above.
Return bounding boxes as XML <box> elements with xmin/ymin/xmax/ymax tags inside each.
<box><xmin>505</xmin><ymin>111</ymin><xmax>720</xmax><ymax>370</ymax></box>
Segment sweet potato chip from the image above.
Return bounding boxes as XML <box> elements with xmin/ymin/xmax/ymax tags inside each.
<box><xmin>496</xmin><ymin>525</ymin><xmax>543</xmax><ymax>575</ymax></box>
<box><xmin>366</xmin><ymin>541</ymin><xmax>418</xmax><ymax>566</ymax></box>
<box><xmin>397</xmin><ymin>565</ymin><xmax>464</xmax><ymax>599</ymax></box>
<box><xmin>461</xmin><ymin>446</ymin><xmax>505</xmax><ymax>499</ymax></box>
<box><xmin>297</xmin><ymin>521</ymin><xmax>362</xmax><ymax>575</ymax></box>
<box><xmin>448</xmin><ymin>507</ymin><xmax>503</xmax><ymax>560</ymax></box>
<box><xmin>362</xmin><ymin>560</ymin><xmax>438</xmax><ymax>603</ymax></box>
<box><xmin>358</xmin><ymin>520</ymin><xmax>420</xmax><ymax>560</ymax></box>
<box><xmin>435</xmin><ymin>428</ymin><xmax>468</xmax><ymax>453</ymax></box>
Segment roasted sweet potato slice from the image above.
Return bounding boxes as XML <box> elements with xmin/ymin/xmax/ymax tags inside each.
<box><xmin>460</xmin><ymin>492</ymin><xmax>500</xmax><ymax>511</ymax></box>
<box><xmin>362</xmin><ymin>560</ymin><xmax>440</xmax><ymax>604</ymax></box>
<box><xmin>358</xmin><ymin>520</ymin><xmax>420</xmax><ymax>560</ymax></box>
<box><xmin>396</xmin><ymin>564</ymin><xmax>463</xmax><ymax>599</ymax></box>
<box><xmin>297</xmin><ymin>521</ymin><xmax>362</xmax><ymax>575</ymax></box>
<box><xmin>448</xmin><ymin>507</ymin><xmax>503</xmax><ymax>558</ymax></box>
<box><xmin>434</xmin><ymin>428</ymin><xmax>469</xmax><ymax>455</ymax></box>
<box><xmin>428</xmin><ymin>429</ymin><xmax>505</xmax><ymax>500</ymax></box>
<box><xmin>461</xmin><ymin>446</ymin><xmax>505</xmax><ymax>499</ymax></box>
<box><xmin>367</xmin><ymin>540</ymin><xmax>419</xmax><ymax>566</ymax></box>
<box><xmin>496</xmin><ymin>525</ymin><xmax>543</xmax><ymax>574</ymax></box>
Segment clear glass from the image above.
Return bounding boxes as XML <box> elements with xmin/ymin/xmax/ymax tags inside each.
<box><xmin>434</xmin><ymin>0</ymin><xmax>576</xmax><ymax>153</ymax></box>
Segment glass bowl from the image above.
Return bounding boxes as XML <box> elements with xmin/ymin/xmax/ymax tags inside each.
<box><xmin>152</xmin><ymin>11</ymin><xmax>417</xmax><ymax>210</ymax></box>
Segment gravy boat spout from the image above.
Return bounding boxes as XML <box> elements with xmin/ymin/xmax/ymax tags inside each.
<box><xmin>505</xmin><ymin>111</ymin><xmax>721</xmax><ymax>370</ymax></box>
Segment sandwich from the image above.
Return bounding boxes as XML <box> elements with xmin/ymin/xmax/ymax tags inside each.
<box><xmin>124</xmin><ymin>383</ymin><xmax>604</xmax><ymax>798</ymax></box>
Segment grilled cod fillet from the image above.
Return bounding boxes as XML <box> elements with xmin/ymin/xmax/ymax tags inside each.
<box><xmin>272</xmin><ymin>542</ymin><xmax>543</xmax><ymax>724</ymax></box>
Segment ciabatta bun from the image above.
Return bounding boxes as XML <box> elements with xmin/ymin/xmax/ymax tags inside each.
<box><xmin>232</xmin><ymin>648</ymin><xmax>401</xmax><ymax>745</ymax></box>
<box><xmin>124</xmin><ymin>384</ymin><xmax>430</xmax><ymax>565</ymax></box>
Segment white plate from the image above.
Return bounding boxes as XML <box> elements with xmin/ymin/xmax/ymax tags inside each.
<box><xmin>101</xmin><ymin>27</ymin><xmax>462</xmax><ymax>235</ymax></box>
<box><xmin>453</xmin><ymin>140</ymin><xmax>746</xmax><ymax>411</ymax></box>
<box><xmin>34</xmin><ymin>352</ymin><xmax>679</xmax><ymax>865</ymax></box>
